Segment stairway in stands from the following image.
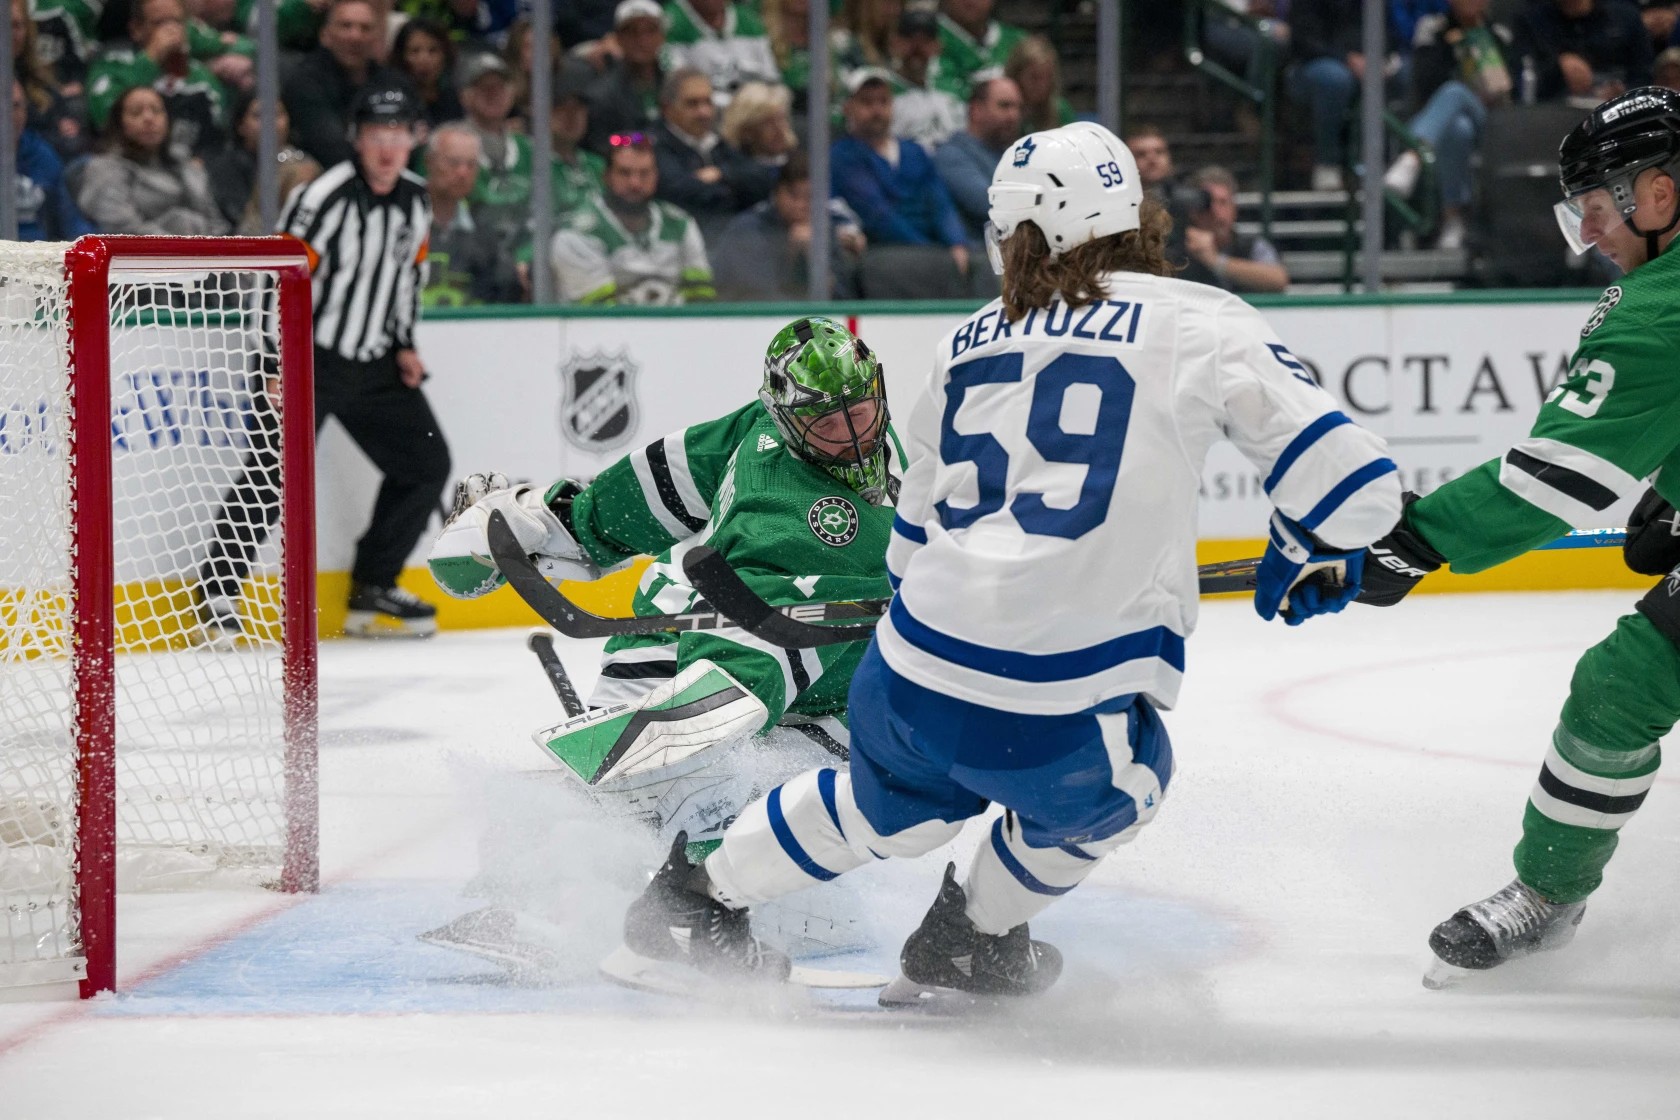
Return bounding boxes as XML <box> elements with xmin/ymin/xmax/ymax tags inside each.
<box><xmin>991</xmin><ymin>3</ymin><xmax>1470</xmax><ymax>292</ymax></box>
<box><xmin>1234</xmin><ymin>189</ymin><xmax>1471</xmax><ymax>290</ymax></box>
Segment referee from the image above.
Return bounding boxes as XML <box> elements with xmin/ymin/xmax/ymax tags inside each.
<box><xmin>199</xmin><ymin>83</ymin><xmax>451</xmax><ymax>639</ymax></box>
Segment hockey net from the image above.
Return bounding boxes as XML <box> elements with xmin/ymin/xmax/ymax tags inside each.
<box><xmin>0</xmin><ymin>237</ymin><xmax>317</xmax><ymax>999</ymax></box>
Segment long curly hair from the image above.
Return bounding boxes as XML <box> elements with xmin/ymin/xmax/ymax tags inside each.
<box><xmin>999</xmin><ymin>197</ymin><xmax>1175</xmax><ymax>322</ymax></box>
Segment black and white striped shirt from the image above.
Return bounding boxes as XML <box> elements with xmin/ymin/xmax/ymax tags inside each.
<box><xmin>280</xmin><ymin>161</ymin><xmax>432</xmax><ymax>363</ymax></box>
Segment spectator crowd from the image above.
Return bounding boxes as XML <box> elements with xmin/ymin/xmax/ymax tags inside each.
<box><xmin>19</xmin><ymin>0</ymin><xmax>1680</xmax><ymax>299</ymax></box>
<box><xmin>7</xmin><ymin>0</ymin><xmax>1079</xmax><ymax>304</ymax></box>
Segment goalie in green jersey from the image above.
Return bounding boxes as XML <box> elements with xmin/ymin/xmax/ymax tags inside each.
<box><xmin>1354</xmin><ymin>87</ymin><xmax>1680</xmax><ymax>988</ymax></box>
<box><xmin>427</xmin><ymin>316</ymin><xmax>904</xmax><ymax>857</ymax></box>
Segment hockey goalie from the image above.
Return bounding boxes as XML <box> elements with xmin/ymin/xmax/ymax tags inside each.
<box><xmin>419</xmin><ymin>317</ymin><xmax>905</xmax><ymax>976</ymax></box>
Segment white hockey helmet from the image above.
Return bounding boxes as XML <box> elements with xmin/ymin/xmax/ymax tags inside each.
<box><xmin>985</xmin><ymin>121</ymin><xmax>1143</xmax><ymax>273</ymax></box>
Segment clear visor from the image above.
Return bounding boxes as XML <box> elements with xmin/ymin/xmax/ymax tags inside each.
<box><xmin>1553</xmin><ymin>186</ymin><xmax>1631</xmax><ymax>255</ymax></box>
<box><xmin>985</xmin><ymin>222</ymin><xmax>1006</xmax><ymax>275</ymax></box>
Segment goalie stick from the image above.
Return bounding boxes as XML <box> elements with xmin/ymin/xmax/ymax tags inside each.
<box><xmin>486</xmin><ymin>510</ymin><xmax>887</xmax><ymax>640</ymax></box>
<box><xmin>682</xmin><ymin>528</ymin><xmax>1632</xmax><ymax>649</ymax></box>
<box><xmin>526</xmin><ymin>630</ymin><xmax>585</xmax><ymax>718</ymax></box>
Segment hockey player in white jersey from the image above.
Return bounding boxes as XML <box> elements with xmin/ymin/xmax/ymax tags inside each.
<box><xmin>611</xmin><ymin>122</ymin><xmax>1404</xmax><ymax>1002</ymax></box>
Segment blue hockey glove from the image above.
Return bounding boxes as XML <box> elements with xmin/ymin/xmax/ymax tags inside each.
<box><xmin>1254</xmin><ymin>511</ymin><xmax>1367</xmax><ymax>625</ymax></box>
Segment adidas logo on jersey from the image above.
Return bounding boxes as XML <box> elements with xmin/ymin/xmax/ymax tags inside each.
<box><xmin>757</xmin><ymin>434</ymin><xmax>779</xmax><ymax>452</ymax></box>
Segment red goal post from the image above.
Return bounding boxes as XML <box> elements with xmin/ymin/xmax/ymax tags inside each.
<box><xmin>0</xmin><ymin>236</ymin><xmax>318</xmax><ymax>999</ymax></box>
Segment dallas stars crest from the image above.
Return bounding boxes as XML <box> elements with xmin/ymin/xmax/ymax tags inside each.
<box><xmin>559</xmin><ymin>349</ymin><xmax>640</xmax><ymax>453</ymax></box>
<box><xmin>808</xmin><ymin>496</ymin><xmax>859</xmax><ymax>546</ymax></box>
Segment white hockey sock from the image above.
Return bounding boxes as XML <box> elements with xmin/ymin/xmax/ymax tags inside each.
<box><xmin>705</xmin><ymin>767</ymin><xmax>963</xmax><ymax>907</ymax></box>
<box><xmin>963</xmin><ymin>816</ymin><xmax>1124</xmax><ymax>935</ymax></box>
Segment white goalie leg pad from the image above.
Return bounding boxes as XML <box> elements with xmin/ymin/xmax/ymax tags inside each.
<box><xmin>590</xmin><ymin>659</ymin><xmax>770</xmax><ymax>786</ymax></box>
<box><xmin>962</xmin><ymin>816</ymin><xmax>1126</xmax><ymax>936</ymax></box>
<box><xmin>705</xmin><ymin>767</ymin><xmax>964</xmax><ymax>907</ymax></box>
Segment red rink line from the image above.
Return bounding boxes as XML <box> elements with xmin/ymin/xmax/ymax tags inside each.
<box><xmin>1259</xmin><ymin>642</ymin><xmax>1680</xmax><ymax>787</ymax></box>
<box><xmin>0</xmin><ymin>811</ymin><xmax>452</xmax><ymax>1062</ymax></box>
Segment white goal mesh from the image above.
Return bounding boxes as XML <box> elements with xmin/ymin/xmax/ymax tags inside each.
<box><xmin>0</xmin><ymin>239</ymin><xmax>317</xmax><ymax>998</ymax></box>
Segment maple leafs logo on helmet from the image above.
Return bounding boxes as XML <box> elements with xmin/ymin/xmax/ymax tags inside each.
<box><xmin>986</xmin><ymin>122</ymin><xmax>1143</xmax><ymax>271</ymax></box>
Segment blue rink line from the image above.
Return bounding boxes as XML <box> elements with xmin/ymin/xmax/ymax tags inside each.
<box><xmin>96</xmin><ymin>879</ymin><xmax>1236</xmax><ymax>1019</ymax></box>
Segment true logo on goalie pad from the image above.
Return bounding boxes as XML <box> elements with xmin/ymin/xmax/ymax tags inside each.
<box><xmin>808</xmin><ymin>496</ymin><xmax>859</xmax><ymax>546</ymax></box>
<box><xmin>559</xmin><ymin>349</ymin><xmax>640</xmax><ymax>454</ymax></box>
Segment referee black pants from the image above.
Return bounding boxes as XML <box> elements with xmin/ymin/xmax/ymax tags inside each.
<box><xmin>201</xmin><ymin>347</ymin><xmax>453</xmax><ymax>599</ymax></box>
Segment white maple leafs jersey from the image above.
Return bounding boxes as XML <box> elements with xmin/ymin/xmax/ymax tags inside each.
<box><xmin>879</xmin><ymin>272</ymin><xmax>1402</xmax><ymax>715</ymax></box>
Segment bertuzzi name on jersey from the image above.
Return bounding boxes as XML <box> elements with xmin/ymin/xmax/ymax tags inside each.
<box><xmin>949</xmin><ymin>298</ymin><xmax>1144</xmax><ymax>361</ymax></box>
<box><xmin>882</xmin><ymin>277</ymin><xmax>1400</xmax><ymax>715</ymax></box>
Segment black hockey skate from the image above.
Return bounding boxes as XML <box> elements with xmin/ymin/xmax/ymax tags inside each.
<box><xmin>879</xmin><ymin>863</ymin><xmax>1063</xmax><ymax>1009</ymax></box>
<box><xmin>344</xmin><ymin>582</ymin><xmax>437</xmax><ymax>638</ymax></box>
<box><xmin>1423</xmin><ymin>878</ymin><xmax>1587</xmax><ymax>989</ymax></box>
<box><xmin>602</xmin><ymin>832</ymin><xmax>791</xmax><ymax>992</ymax></box>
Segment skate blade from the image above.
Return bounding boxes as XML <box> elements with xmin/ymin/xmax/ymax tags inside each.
<box><xmin>1422</xmin><ymin>955</ymin><xmax>1472</xmax><ymax>991</ymax></box>
<box><xmin>876</xmin><ymin>974</ymin><xmax>997</xmax><ymax>1012</ymax></box>
<box><xmin>417</xmin><ymin>907</ymin><xmax>564</xmax><ymax>980</ymax></box>
<box><xmin>343</xmin><ymin>611</ymin><xmax>437</xmax><ymax>639</ymax></box>
<box><xmin>599</xmin><ymin>945</ymin><xmax>888</xmax><ymax>997</ymax></box>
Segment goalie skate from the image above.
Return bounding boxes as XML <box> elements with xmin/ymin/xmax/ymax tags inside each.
<box><xmin>1423</xmin><ymin>878</ymin><xmax>1587</xmax><ymax>989</ymax></box>
<box><xmin>417</xmin><ymin>907</ymin><xmax>570</xmax><ymax>981</ymax></box>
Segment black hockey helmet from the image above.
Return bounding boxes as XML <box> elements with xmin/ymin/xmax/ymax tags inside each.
<box><xmin>351</xmin><ymin>82</ymin><xmax>421</xmax><ymax>129</ymax></box>
<box><xmin>1555</xmin><ymin>86</ymin><xmax>1680</xmax><ymax>258</ymax></box>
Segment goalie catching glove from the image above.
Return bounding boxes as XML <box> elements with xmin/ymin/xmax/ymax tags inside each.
<box><xmin>427</xmin><ymin>472</ymin><xmax>602</xmax><ymax>599</ymax></box>
<box><xmin>1253</xmin><ymin>511</ymin><xmax>1367</xmax><ymax>625</ymax></box>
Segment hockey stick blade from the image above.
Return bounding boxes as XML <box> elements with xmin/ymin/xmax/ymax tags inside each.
<box><xmin>681</xmin><ymin>545</ymin><xmax>883</xmax><ymax>649</ymax></box>
<box><xmin>488</xmin><ymin>511</ymin><xmax>887</xmax><ymax>641</ymax></box>
<box><xmin>526</xmin><ymin>630</ymin><xmax>585</xmax><ymax>717</ymax></box>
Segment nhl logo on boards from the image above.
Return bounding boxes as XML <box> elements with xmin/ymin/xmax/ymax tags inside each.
<box><xmin>1581</xmin><ymin>286</ymin><xmax>1620</xmax><ymax>337</ymax></box>
<box><xmin>559</xmin><ymin>350</ymin><xmax>640</xmax><ymax>453</ymax></box>
<box><xmin>808</xmin><ymin>496</ymin><xmax>859</xmax><ymax>547</ymax></box>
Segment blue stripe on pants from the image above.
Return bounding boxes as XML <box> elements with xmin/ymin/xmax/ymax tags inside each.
<box><xmin>767</xmin><ymin>784</ymin><xmax>839</xmax><ymax>882</ymax></box>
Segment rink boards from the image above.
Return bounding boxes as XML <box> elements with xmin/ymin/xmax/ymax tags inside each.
<box><xmin>313</xmin><ymin>292</ymin><xmax>1648</xmax><ymax>631</ymax></box>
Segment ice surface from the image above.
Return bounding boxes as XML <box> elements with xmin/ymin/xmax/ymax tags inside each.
<box><xmin>1</xmin><ymin>593</ymin><xmax>1676</xmax><ymax>1118</ymax></box>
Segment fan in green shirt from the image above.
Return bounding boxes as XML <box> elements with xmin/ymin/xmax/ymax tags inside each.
<box><xmin>937</xmin><ymin>0</ymin><xmax>1027</xmax><ymax>91</ymax></box>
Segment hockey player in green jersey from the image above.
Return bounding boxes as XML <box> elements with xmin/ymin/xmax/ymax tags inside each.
<box><xmin>427</xmin><ymin>316</ymin><xmax>903</xmax><ymax>853</ymax></box>
<box><xmin>1354</xmin><ymin>87</ymin><xmax>1680</xmax><ymax>987</ymax></box>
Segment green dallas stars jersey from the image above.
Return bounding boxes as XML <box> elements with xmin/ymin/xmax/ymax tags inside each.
<box><xmin>1407</xmin><ymin>241</ymin><xmax>1680</xmax><ymax>569</ymax></box>
<box><xmin>551</xmin><ymin>194</ymin><xmax>714</xmax><ymax>305</ymax></box>
<box><xmin>936</xmin><ymin>13</ymin><xmax>1027</xmax><ymax>90</ymax></box>
<box><xmin>567</xmin><ymin>400</ymin><xmax>906</xmax><ymax>726</ymax></box>
<box><xmin>661</xmin><ymin>0</ymin><xmax>780</xmax><ymax>92</ymax></box>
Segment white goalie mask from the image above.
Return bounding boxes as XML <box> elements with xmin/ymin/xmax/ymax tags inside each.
<box><xmin>985</xmin><ymin>121</ymin><xmax>1144</xmax><ymax>274</ymax></box>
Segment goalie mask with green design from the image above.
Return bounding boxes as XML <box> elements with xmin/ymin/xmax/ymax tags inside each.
<box><xmin>760</xmin><ymin>317</ymin><xmax>894</xmax><ymax>504</ymax></box>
